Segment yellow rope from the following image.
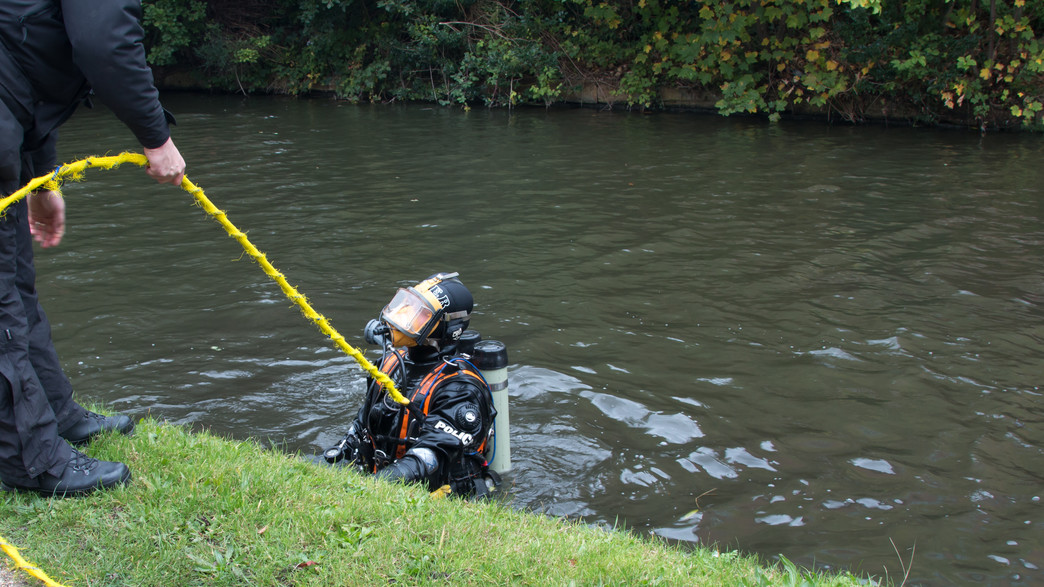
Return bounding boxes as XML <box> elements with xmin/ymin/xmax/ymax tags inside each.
<box><xmin>0</xmin><ymin>152</ymin><xmax>407</xmax><ymax>404</ymax></box>
<box><xmin>0</xmin><ymin>535</ymin><xmax>69</xmax><ymax>587</ymax></box>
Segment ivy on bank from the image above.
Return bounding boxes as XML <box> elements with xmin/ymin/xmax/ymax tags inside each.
<box><xmin>141</xmin><ymin>0</ymin><xmax>1043</xmax><ymax>129</ymax></box>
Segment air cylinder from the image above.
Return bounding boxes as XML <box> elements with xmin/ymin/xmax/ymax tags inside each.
<box><xmin>473</xmin><ymin>339</ymin><xmax>510</xmax><ymax>474</ymax></box>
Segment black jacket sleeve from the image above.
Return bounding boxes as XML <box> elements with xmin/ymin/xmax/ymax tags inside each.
<box><xmin>27</xmin><ymin>130</ymin><xmax>58</xmax><ymax>177</ymax></box>
<box><xmin>61</xmin><ymin>0</ymin><xmax>169</xmax><ymax>148</ymax></box>
<box><xmin>409</xmin><ymin>378</ymin><xmax>492</xmax><ymax>470</ymax></box>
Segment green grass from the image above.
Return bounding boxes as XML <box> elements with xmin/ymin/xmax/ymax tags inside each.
<box><xmin>1</xmin><ymin>419</ymin><xmax>874</xmax><ymax>586</ymax></box>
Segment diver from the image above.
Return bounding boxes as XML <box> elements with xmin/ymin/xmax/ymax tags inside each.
<box><xmin>324</xmin><ymin>272</ymin><xmax>499</xmax><ymax>498</ymax></box>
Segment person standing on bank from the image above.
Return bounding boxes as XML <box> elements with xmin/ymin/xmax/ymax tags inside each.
<box><xmin>0</xmin><ymin>0</ymin><xmax>186</xmax><ymax>497</ymax></box>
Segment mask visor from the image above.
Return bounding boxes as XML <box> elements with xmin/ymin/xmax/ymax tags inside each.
<box><xmin>381</xmin><ymin>288</ymin><xmax>437</xmax><ymax>340</ymax></box>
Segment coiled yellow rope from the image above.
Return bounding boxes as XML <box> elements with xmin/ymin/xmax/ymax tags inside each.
<box><xmin>0</xmin><ymin>535</ymin><xmax>68</xmax><ymax>587</ymax></box>
<box><xmin>0</xmin><ymin>152</ymin><xmax>407</xmax><ymax>405</ymax></box>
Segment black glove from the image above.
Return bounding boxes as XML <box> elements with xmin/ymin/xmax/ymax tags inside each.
<box><xmin>376</xmin><ymin>454</ymin><xmax>427</xmax><ymax>484</ymax></box>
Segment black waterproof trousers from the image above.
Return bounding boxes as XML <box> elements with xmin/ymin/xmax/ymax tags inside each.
<box><xmin>0</xmin><ymin>0</ymin><xmax>171</xmax><ymax>484</ymax></box>
<box><xmin>0</xmin><ymin>118</ymin><xmax>82</xmax><ymax>485</ymax></box>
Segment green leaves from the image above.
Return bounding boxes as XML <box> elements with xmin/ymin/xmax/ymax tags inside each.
<box><xmin>835</xmin><ymin>0</ymin><xmax>882</xmax><ymax>14</ymax></box>
<box><xmin>139</xmin><ymin>0</ymin><xmax>1044</xmax><ymax>127</ymax></box>
<box><xmin>142</xmin><ymin>0</ymin><xmax>207</xmax><ymax>66</ymax></box>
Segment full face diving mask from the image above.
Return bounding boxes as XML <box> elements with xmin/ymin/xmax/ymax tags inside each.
<box><xmin>380</xmin><ymin>273</ymin><xmax>467</xmax><ymax>347</ymax></box>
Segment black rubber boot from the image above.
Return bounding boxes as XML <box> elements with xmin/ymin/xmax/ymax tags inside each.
<box><xmin>1</xmin><ymin>449</ymin><xmax>131</xmax><ymax>498</ymax></box>
<box><xmin>59</xmin><ymin>411</ymin><xmax>135</xmax><ymax>446</ymax></box>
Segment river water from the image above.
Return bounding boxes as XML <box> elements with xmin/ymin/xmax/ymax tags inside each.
<box><xmin>32</xmin><ymin>94</ymin><xmax>1043</xmax><ymax>585</ymax></box>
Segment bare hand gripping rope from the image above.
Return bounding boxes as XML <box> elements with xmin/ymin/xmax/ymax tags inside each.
<box><xmin>0</xmin><ymin>152</ymin><xmax>408</xmax><ymax>405</ymax></box>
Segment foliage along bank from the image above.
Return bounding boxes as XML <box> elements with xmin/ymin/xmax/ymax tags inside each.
<box><xmin>142</xmin><ymin>0</ymin><xmax>1044</xmax><ymax>130</ymax></box>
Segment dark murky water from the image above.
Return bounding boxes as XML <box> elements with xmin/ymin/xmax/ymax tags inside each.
<box><xmin>30</xmin><ymin>95</ymin><xmax>1044</xmax><ymax>585</ymax></box>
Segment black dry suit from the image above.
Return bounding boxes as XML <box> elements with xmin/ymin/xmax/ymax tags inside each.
<box><xmin>330</xmin><ymin>345</ymin><xmax>498</xmax><ymax>498</ymax></box>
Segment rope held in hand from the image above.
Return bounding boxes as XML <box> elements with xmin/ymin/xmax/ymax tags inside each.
<box><xmin>0</xmin><ymin>152</ymin><xmax>407</xmax><ymax>405</ymax></box>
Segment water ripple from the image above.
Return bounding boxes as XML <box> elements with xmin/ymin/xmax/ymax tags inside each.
<box><xmin>40</xmin><ymin>98</ymin><xmax>1044</xmax><ymax>586</ymax></box>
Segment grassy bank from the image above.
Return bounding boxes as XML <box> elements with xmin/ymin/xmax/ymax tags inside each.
<box><xmin>1</xmin><ymin>419</ymin><xmax>872</xmax><ymax>586</ymax></box>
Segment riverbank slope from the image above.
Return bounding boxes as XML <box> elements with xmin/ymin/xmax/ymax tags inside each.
<box><xmin>1</xmin><ymin>419</ymin><xmax>872</xmax><ymax>586</ymax></box>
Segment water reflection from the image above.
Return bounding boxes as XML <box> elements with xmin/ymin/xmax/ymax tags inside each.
<box><xmin>35</xmin><ymin>96</ymin><xmax>1044</xmax><ymax>586</ymax></box>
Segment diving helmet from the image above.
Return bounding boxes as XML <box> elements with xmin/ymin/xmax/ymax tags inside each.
<box><xmin>379</xmin><ymin>272</ymin><xmax>473</xmax><ymax>348</ymax></box>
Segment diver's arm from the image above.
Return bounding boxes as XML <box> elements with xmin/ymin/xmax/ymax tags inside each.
<box><xmin>377</xmin><ymin>380</ymin><xmax>489</xmax><ymax>486</ymax></box>
<box><xmin>324</xmin><ymin>406</ymin><xmax>368</xmax><ymax>465</ymax></box>
<box><xmin>376</xmin><ymin>449</ymin><xmax>435</xmax><ymax>484</ymax></box>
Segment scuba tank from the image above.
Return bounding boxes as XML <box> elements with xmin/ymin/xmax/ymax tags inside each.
<box><xmin>472</xmin><ymin>338</ymin><xmax>510</xmax><ymax>474</ymax></box>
